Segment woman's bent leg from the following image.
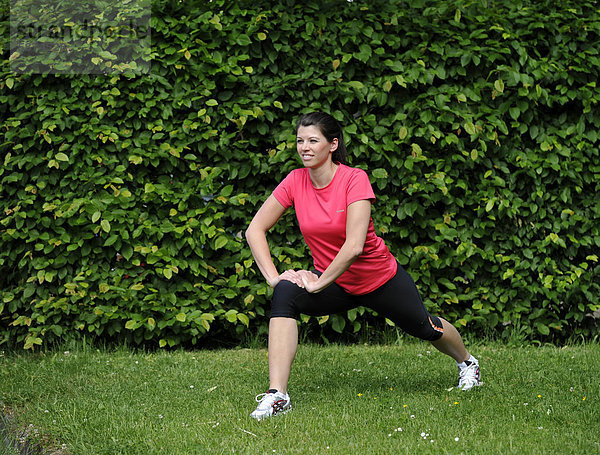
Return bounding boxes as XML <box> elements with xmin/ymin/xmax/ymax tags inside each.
<box><xmin>267</xmin><ymin>279</ymin><xmax>355</xmax><ymax>394</ymax></box>
<box><xmin>268</xmin><ymin>317</ymin><xmax>298</xmax><ymax>394</ymax></box>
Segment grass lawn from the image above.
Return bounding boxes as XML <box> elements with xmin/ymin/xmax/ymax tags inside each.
<box><xmin>0</xmin><ymin>341</ymin><xmax>598</xmax><ymax>455</ymax></box>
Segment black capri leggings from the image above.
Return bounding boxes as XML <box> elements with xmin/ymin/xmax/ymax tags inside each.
<box><xmin>270</xmin><ymin>262</ymin><xmax>444</xmax><ymax>342</ymax></box>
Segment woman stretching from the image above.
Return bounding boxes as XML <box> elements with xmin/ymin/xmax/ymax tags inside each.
<box><xmin>245</xmin><ymin>112</ymin><xmax>482</xmax><ymax>420</ymax></box>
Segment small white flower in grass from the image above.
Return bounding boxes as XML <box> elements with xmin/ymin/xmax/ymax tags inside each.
<box><xmin>455</xmin><ymin>437</ymin><xmax>460</xmax><ymax>442</ymax></box>
<box><xmin>190</xmin><ymin>385</ymin><xmax>194</xmax><ymax>389</ymax></box>
<box><xmin>410</xmin><ymin>415</ymin><xmax>415</xmax><ymax>419</ymax></box>
<box><xmin>538</xmin><ymin>426</ymin><xmax>543</xmax><ymax>430</ymax></box>
<box><xmin>159</xmin><ymin>414</ymin><xmax>163</xmax><ymax>419</ymax></box>
<box><xmin>44</xmin><ymin>410</ymin><xmax>49</xmax><ymax>413</ymax></box>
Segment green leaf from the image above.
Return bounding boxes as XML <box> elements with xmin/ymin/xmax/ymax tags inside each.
<box><xmin>215</xmin><ymin>236</ymin><xmax>228</xmax><ymax>249</ymax></box>
<box><xmin>125</xmin><ymin>320</ymin><xmax>137</xmax><ymax>330</ymax></box>
<box><xmin>494</xmin><ymin>79</ymin><xmax>505</xmax><ymax>93</ymax></box>
<box><xmin>225</xmin><ymin>309</ymin><xmax>238</xmax><ymax>323</ymax></box>
<box><xmin>372</xmin><ymin>168</ymin><xmax>388</xmax><ymax>179</ymax></box>
<box><xmin>101</xmin><ymin>219</ymin><xmax>111</xmax><ymax>233</ymax></box>
<box><xmin>176</xmin><ymin>313</ymin><xmax>186</xmax><ymax>322</ymax></box>
<box><xmin>104</xmin><ymin>235</ymin><xmax>119</xmax><ymax>247</ymax></box>
<box><xmin>122</xmin><ymin>244</ymin><xmax>133</xmax><ymax>260</ymax></box>
<box><xmin>331</xmin><ymin>314</ymin><xmax>345</xmax><ymax>333</ymax></box>
<box><xmin>98</xmin><ymin>50</ymin><xmax>117</xmax><ymax>60</ymax></box>
<box><xmin>348</xmin><ymin>81</ymin><xmax>365</xmax><ymax>90</ymax></box>
<box><xmin>464</xmin><ymin>122</ymin><xmax>476</xmax><ymax>135</ymax></box>
<box><xmin>55</xmin><ymin>152</ymin><xmax>69</xmax><ymax>162</ymax></box>
<box><xmin>236</xmin><ymin>34</ymin><xmax>252</xmax><ymax>46</ymax></box>
<box><xmin>398</xmin><ymin>126</ymin><xmax>408</xmax><ymax>140</ymax></box>
<box><xmin>237</xmin><ymin>313</ymin><xmax>250</xmax><ymax>327</ymax></box>
<box><xmin>92</xmin><ymin>211</ymin><xmax>101</xmax><ymax>223</ymax></box>
<box><xmin>535</xmin><ymin>322</ymin><xmax>550</xmax><ymax>336</ymax></box>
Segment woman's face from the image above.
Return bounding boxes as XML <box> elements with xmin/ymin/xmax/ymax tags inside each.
<box><xmin>296</xmin><ymin>125</ymin><xmax>338</xmax><ymax>169</ymax></box>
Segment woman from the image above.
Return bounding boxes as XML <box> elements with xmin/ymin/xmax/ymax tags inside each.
<box><xmin>245</xmin><ymin>112</ymin><xmax>481</xmax><ymax>420</ymax></box>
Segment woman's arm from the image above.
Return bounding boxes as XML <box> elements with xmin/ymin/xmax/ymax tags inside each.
<box><xmin>301</xmin><ymin>199</ymin><xmax>371</xmax><ymax>293</ymax></box>
<box><xmin>245</xmin><ymin>194</ymin><xmax>304</xmax><ymax>288</ymax></box>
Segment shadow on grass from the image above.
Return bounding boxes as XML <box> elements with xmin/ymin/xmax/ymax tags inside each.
<box><xmin>0</xmin><ymin>407</ymin><xmax>66</xmax><ymax>455</ymax></box>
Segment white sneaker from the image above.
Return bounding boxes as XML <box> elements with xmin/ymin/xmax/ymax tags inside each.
<box><xmin>250</xmin><ymin>390</ymin><xmax>292</xmax><ymax>420</ymax></box>
<box><xmin>457</xmin><ymin>359</ymin><xmax>482</xmax><ymax>391</ymax></box>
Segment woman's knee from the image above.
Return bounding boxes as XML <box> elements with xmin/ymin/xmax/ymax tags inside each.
<box><xmin>270</xmin><ymin>280</ymin><xmax>304</xmax><ymax>319</ymax></box>
<box><xmin>402</xmin><ymin>315</ymin><xmax>444</xmax><ymax>342</ymax></box>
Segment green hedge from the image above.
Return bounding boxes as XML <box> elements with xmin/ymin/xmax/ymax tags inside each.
<box><xmin>1</xmin><ymin>0</ymin><xmax>599</xmax><ymax>349</ymax></box>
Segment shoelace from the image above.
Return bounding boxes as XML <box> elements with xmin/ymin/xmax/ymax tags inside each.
<box><xmin>254</xmin><ymin>392</ymin><xmax>279</xmax><ymax>408</ymax></box>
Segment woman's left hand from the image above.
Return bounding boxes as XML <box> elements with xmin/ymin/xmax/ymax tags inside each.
<box><xmin>299</xmin><ymin>270</ymin><xmax>322</xmax><ymax>293</ymax></box>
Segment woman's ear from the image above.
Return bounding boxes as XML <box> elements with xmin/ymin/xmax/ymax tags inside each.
<box><xmin>330</xmin><ymin>137</ymin><xmax>339</xmax><ymax>152</ymax></box>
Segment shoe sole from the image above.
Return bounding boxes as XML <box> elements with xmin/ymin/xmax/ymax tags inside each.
<box><xmin>459</xmin><ymin>381</ymin><xmax>483</xmax><ymax>391</ymax></box>
<box><xmin>251</xmin><ymin>406</ymin><xmax>292</xmax><ymax>421</ymax></box>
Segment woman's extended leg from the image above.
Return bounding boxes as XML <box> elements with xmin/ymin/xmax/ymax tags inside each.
<box><xmin>430</xmin><ymin>318</ymin><xmax>469</xmax><ymax>362</ymax></box>
<box><xmin>361</xmin><ymin>264</ymin><xmax>482</xmax><ymax>390</ymax></box>
<box><xmin>268</xmin><ymin>317</ymin><xmax>298</xmax><ymax>394</ymax></box>
<box><xmin>431</xmin><ymin>318</ymin><xmax>481</xmax><ymax>390</ymax></box>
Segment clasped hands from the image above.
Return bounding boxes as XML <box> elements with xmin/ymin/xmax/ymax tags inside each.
<box><xmin>269</xmin><ymin>269</ymin><xmax>322</xmax><ymax>293</ymax></box>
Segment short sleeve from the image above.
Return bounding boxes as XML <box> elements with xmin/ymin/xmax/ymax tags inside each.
<box><xmin>272</xmin><ymin>170</ymin><xmax>296</xmax><ymax>209</ymax></box>
<box><xmin>346</xmin><ymin>168</ymin><xmax>376</xmax><ymax>206</ymax></box>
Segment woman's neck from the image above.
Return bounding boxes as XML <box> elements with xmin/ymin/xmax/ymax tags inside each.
<box><xmin>309</xmin><ymin>161</ymin><xmax>339</xmax><ymax>189</ymax></box>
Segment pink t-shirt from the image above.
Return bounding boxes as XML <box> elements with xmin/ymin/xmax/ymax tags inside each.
<box><xmin>272</xmin><ymin>164</ymin><xmax>397</xmax><ymax>295</ymax></box>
